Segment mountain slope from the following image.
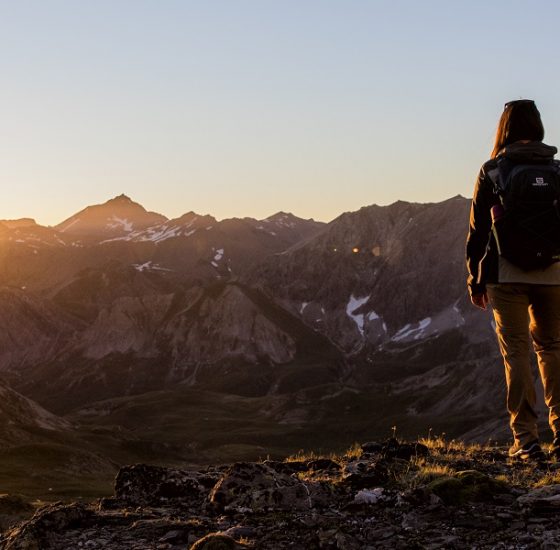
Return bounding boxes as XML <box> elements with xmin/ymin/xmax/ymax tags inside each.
<box><xmin>12</xmin><ymin>280</ymin><xmax>345</xmax><ymax>413</ymax></box>
<box><xmin>0</xmin><ymin>287</ymin><xmax>78</xmax><ymax>375</ymax></box>
<box><xmin>0</xmin><ymin>381</ymin><xmax>120</xmax><ymax>498</ymax></box>
<box><xmin>248</xmin><ymin>195</ymin><xmax>472</xmax><ymax>351</ymax></box>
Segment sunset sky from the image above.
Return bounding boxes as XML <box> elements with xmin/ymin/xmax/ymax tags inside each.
<box><xmin>2</xmin><ymin>1</ymin><xmax>560</xmax><ymax>225</ymax></box>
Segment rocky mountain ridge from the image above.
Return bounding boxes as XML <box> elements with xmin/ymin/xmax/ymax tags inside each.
<box><xmin>2</xmin><ymin>438</ymin><xmax>560</xmax><ymax>549</ymax></box>
<box><xmin>0</xmin><ymin>195</ymin><xmax>325</xmax><ymax>290</ymax></box>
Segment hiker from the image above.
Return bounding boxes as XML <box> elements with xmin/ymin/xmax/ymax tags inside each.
<box><xmin>466</xmin><ymin>99</ymin><xmax>560</xmax><ymax>461</ymax></box>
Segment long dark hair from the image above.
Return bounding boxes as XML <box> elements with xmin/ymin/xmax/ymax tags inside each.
<box><xmin>491</xmin><ymin>99</ymin><xmax>545</xmax><ymax>159</ymax></box>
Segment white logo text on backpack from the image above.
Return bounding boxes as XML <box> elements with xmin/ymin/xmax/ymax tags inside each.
<box><xmin>533</xmin><ymin>177</ymin><xmax>549</xmax><ymax>186</ymax></box>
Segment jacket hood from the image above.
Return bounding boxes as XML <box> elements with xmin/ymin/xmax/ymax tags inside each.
<box><xmin>501</xmin><ymin>141</ymin><xmax>558</xmax><ymax>162</ymax></box>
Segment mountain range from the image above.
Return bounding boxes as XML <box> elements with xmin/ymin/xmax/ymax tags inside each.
<box><xmin>0</xmin><ymin>193</ymin><xmax>539</xmax><ymax>496</ymax></box>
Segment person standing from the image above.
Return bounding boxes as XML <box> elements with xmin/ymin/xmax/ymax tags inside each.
<box><xmin>466</xmin><ymin>99</ymin><xmax>560</xmax><ymax>460</ymax></box>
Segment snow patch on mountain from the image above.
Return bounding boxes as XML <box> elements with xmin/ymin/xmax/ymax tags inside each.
<box><xmin>214</xmin><ymin>249</ymin><xmax>224</xmax><ymax>261</ymax></box>
<box><xmin>391</xmin><ymin>303</ymin><xmax>466</xmax><ymax>343</ymax></box>
<box><xmin>256</xmin><ymin>225</ymin><xmax>278</xmax><ymax>236</ymax></box>
<box><xmin>138</xmin><ymin>226</ymin><xmax>180</xmax><ymax>242</ymax></box>
<box><xmin>346</xmin><ymin>294</ymin><xmax>371</xmax><ymax>336</ymax></box>
<box><xmin>132</xmin><ymin>261</ymin><xmax>171</xmax><ymax>272</ymax></box>
<box><xmin>102</xmin><ymin>225</ymin><xmax>197</xmax><ymax>244</ymax></box>
<box><xmin>210</xmin><ymin>248</ymin><xmax>225</xmax><ymax>268</ymax></box>
<box><xmin>107</xmin><ymin>216</ymin><xmax>133</xmax><ymax>232</ymax></box>
<box><xmin>266</xmin><ymin>213</ymin><xmax>297</xmax><ymax>228</ymax></box>
<box><xmin>393</xmin><ymin>318</ymin><xmax>432</xmax><ymax>342</ymax></box>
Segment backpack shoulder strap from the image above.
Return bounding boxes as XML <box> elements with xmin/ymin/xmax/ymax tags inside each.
<box><xmin>486</xmin><ymin>166</ymin><xmax>500</xmax><ymax>188</ymax></box>
<box><xmin>486</xmin><ymin>157</ymin><xmax>513</xmax><ymax>199</ymax></box>
<box><xmin>497</xmin><ymin>157</ymin><xmax>515</xmax><ymax>191</ymax></box>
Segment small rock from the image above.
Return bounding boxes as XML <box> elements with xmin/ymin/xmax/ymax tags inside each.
<box><xmin>354</xmin><ymin>488</ymin><xmax>385</xmax><ymax>505</ymax></box>
<box><xmin>335</xmin><ymin>531</ymin><xmax>361</xmax><ymax>549</ymax></box>
<box><xmin>223</xmin><ymin>525</ymin><xmax>256</xmax><ymax>539</ymax></box>
<box><xmin>518</xmin><ymin>484</ymin><xmax>560</xmax><ymax>508</ymax></box>
<box><xmin>496</xmin><ymin>512</ymin><xmax>512</xmax><ymax>519</ymax></box>
<box><xmin>527</xmin><ymin>517</ymin><xmax>547</xmax><ymax>524</ymax></box>
<box><xmin>363</xmin><ymin>526</ymin><xmax>396</xmax><ymax>541</ymax></box>
<box><xmin>318</xmin><ymin>528</ymin><xmax>339</xmax><ymax>544</ymax></box>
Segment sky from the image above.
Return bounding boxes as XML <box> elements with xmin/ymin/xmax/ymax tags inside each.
<box><xmin>2</xmin><ymin>0</ymin><xmax>560</xmax><ymax>225</ymax></box>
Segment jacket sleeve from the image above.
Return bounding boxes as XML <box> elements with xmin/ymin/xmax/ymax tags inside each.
<box><xmin>466</xmin><ymin>166</ymin><xmax>494</xmax><ymax>296</ymax></box>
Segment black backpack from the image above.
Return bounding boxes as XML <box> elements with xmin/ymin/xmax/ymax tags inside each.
<box><xmin>489</xmin><ymin>158</ymin><xmax>560</xmax><ymax>270</ymax></box>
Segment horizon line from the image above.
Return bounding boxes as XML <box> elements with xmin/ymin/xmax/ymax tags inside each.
<box><xmin>1</xmin><ymin>193</ymin><xmax>469</xmax><ymax>229</ymax></box>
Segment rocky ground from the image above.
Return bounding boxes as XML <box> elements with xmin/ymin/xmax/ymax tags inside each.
<box><xmin>2</xmin><ymin>438</ymin><xmax>560</xmax><ymax>549</ymax></box>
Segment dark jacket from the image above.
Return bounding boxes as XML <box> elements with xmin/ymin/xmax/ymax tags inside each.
<box><xmin>466</xmin><ymin>141</ymin><xmax>558</xmax><ymax>297</ymax></box>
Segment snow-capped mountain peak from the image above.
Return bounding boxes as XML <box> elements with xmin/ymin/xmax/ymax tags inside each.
<box><xmin>55</xmin><ymin>195</ymin><xmax>168</xmax><ymax>240</ymax></box>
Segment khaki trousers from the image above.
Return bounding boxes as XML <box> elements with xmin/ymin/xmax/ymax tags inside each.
<box><xmin>487</xmin><ymin>284</ymin><xmax>560</xmax><ymax>446</ymax></box>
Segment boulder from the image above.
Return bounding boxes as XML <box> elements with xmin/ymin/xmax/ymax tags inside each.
<box><xmin>2</xmin><ymin>502</ymin><xmax>93</xmax><ymax>550</ymax></box>
<box><xmin>361</xmin><ymin>441</ymin><xmax>383</xmax><ymax>454</ymax></box>
<box><xmin>517</xmin><ymin>484</ymin><xmax>560</xmax><ymax>513</ymax></box>
<box><xmin>426</xmin><ymin>476</ymin><xmax>464</xmax><ymax>505</ymax></box>
<box><xmin>114</xmin><ymin>464</ymin><xmax>220</xmax><ymax>506</ymax></box>
<box><xmin>382</xmin><ymin>439</ymin><xmax>429</xmax><ymax>460</ymax></box>
<box><xmin>342</xmin><ymin>459</ymin><xmax>389</xmax><ymax>489</ymax></box>
<box><xmin>208</xmin><ymin>462</ymin><xmax>335</xmax><ymax>512</ymax></box>
<box><xmin>427</xmin><ymin>470</ymin><xmax>509</xmax><ymax>505</ymax></box>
